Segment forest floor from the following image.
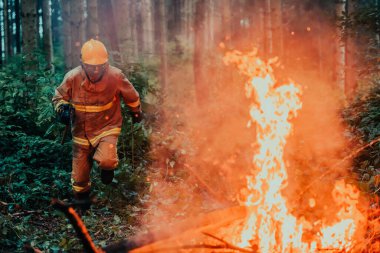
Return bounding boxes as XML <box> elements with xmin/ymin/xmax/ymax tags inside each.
<box><xmin>1</xmin><ymin>164</ymin><xmax>223</xmax><ymax>252</ymax></box>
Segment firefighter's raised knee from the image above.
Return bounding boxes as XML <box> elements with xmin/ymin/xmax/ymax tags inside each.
<box><xmin>97</xmin><ymin>158</ymin><xmax>118</xmax><ymax>170</ymax></box>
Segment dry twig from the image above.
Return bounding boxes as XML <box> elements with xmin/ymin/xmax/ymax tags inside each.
<box><xmin>202</xmin><ymin>231</ymin><xmax>255</xmax><ymax>253</ymax></box>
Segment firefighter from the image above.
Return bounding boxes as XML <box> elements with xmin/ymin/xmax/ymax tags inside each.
<box><xmin>52</xmin><ymin>39</ymin><xmax>142</xmax><ymax>207</ymax></box>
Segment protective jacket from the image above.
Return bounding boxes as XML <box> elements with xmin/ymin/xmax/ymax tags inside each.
<box><xmin>52</xmin><ymin>65</ymin><xmax>141</xmax><ymax>147</ymax></box>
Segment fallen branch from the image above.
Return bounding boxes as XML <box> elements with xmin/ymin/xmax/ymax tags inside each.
<box><xmin>11</xmin><ymin>210</ymin><xmax>39</xmax><ymax>217</ymax></box>
<box><xmin>138</xmin><ymin>243</ymin><xmax>249</xmax><ymax>253</ymax></box>
<box><xmin>51</xmin><ymin>199</ymin><xmax>104</xmax><ymax>253</ymax></box>
<box><xmin>202</xmin><ymin>231</ymin><xmax>255</xmax><ymax>253</ymax></box>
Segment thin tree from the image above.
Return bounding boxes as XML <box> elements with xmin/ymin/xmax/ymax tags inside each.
<box><xmin>141</xmin><ymin>0</ymin><xmax>154</xmax><ymax>58</ymax></box>
<box><xmin>21</xmin><ymin>0</ymin><xmax>38</xmax><ymax>68</ymax></box>
<box><xmin>135</xmin><ymin>1</ymin><xmax>144</xmax><ymax>55</ymax></box>
<box><xmin>112</xmin><ymin>0</ymin><xmax>136</xmax><ymax>63</ymax></box>
<box><xmin>42</xmin><ymin>0</ymin><xmax>53</xmax><ymax>70</ymax></box>
<box><xmin>70</xmin><ymin>0</ymin><xmax>85</xmax><ymax>67</ymax></box>
<box><xmin>60</xmin><ymin>0</ymin><xmax>72</xmax><ymax>69</ymax></box>
<box><xmin>184</xmin><ymin>0</ymin><xmax>195</xmax><ymax>45</ymax></box>
<box><xmin>158</xmin><ymin>0</ymin><xmax>168</xmax><ymax>93</ymax></box>
<box><xmin>128</xmin><ymin>0</ymin><xmax>138</xmax><ymax>61</ymax></box>
<box><xmin>345</xmin><ymin>0</ymin><xmax>356</xmax><ymax>99</ymax></box>
<box><xmin>37</xmin><ymin>0</ymin><xmax>43</xmax><ymax>45</ymax></box>
<box><xmin>336</xmin><ymin>0</ymin><xmax>346</xmax><ymax>94</ymax></box>
<box><xmin>153</xmin><ymin>0</ymin><xmax>168</xmax><ymax>91</ymax></box>
<box><xmin>272</xmin><ymin>0</ymin><xmax>283</xmax><ymax>58</ymax></box>
<box><xmin>51</xmin><ymin>0</ymin><xmax>60</xmax><ymax>45</ymax></box>
<box><xmin>264</xmin><ymin>0</ymin><xmax>273</xmax><ymax>57</ymax></box>
<box><xmin>86</xmin><ymin>0</ymin><xmax>99</xmax><ymax>40</ymax></box>
<box><xmin>98</xmin><ymin>0</ymin><xmax>122</xmax><ymax>65</ymax></box>
<box><xmin>221</xmin><ymin>0</ymin><xmax>232</xmax><ymax>47</ymax></box>
<box><xmin>194</xmin><ymin>0</ymin><xmax>208</xmax><ymax>105</ymax></box>
<box><xmin>9</xmin><ymin>0</ymin><xmax>15</xmax><ymax>54</ymax></box>
<box><xmin>0</xmin><ymin>2</ymin><xmax>2</xmax><ymax>65</ymax></box>
<box><xmin>3</xmin><ymin>0</ymin><xmax>10</xmax><ymax>61</ymax></box>
<box><xmin>15</xmin><ymin>0</ymin><xmax>21</xmax><ymax>53</ymax></box>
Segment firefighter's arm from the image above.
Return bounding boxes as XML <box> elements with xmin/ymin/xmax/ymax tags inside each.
<box><xmin>52</xmin><ymin>73</ymin><xmax>74</xmax><ymax>125</ymax></box>
<box><xmin>118</xmin><ymin>73</ymin><xmax>142</xmax><ymax>123</ymax></box>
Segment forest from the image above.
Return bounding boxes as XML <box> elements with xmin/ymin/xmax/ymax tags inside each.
<box><xmin>0</xmin><ymin>0</ymin><xmax>380</xmax><ymax>252</ymax></box>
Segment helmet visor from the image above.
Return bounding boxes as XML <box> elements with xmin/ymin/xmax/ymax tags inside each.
<box><xmin>82</xmin><ymin>63</ymin><xmax>108</xmax><ymax>83</ymax></box>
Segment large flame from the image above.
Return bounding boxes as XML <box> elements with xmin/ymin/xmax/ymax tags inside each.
<box><xmin>223</xmin><ymin>49</ymin><xmax>365</xmax><ymax>252</ymax></box>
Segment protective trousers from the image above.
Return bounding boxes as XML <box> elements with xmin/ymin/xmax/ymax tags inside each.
<box><xmin>71</xmin><ymin>135</ymin><xmax>118</xmax><ymax>193</ymax></box>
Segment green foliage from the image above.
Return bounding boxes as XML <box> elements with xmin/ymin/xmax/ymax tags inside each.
<box><xmin>0</xmin><ymin>54</ymin><xmax>71</xmax><ymax>251</ymax></box>
<box><xmin>0</xmin><ymin>54</ymin><xmax>70</xmax><ymax>205</ymax></box>
<box><xmin>341</xmin><ymin>1</ymin><xmax>380</xmax><ymax>76</ymax></box>
<box><xmin>0</xmin><ymin>55</ymin><xmax>156</xmax><ymax>251</ymax></box>
<box><xmin>343</xmin><ymin>76</ymin><xmax>380</xmax><ymax>194</ymax></box>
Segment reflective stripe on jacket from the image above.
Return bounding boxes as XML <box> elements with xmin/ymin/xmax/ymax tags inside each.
<box><xmin>52</xmin><ymin>65</ymin><xmax>140</xmax><ymax>146</ymax></box>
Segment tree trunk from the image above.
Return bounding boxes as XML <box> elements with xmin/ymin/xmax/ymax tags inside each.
<box><xmin>375</xmin><ymin>0</ymin><xmax>380</xmax><ymax>47</ymax></box>
<box><xmin>158</xmin><ymin>0</ymin><xmax>168</xmax><ymax>92</ymax></box>
<box><xmin>135</xmin><ymin>1</ymin><xmax>144</xmax><ymax>56</ymax></box>
<box><xmin>70</xmin><ymin>0</ymin><xmax>85</xmax><ymax>67</ymax></box>
<box><xmin>335</xmin><ymin>0</ymin><xmax>346</xmax><ymax>94</ymax></box>
<box><xmin>51</xmin><ymin>0</ymin><xmax>60</xmax><ymax>45</ymax></box>
<box><xmin>3</xmin><ymin>0</ymin><xmax>10</xmax><ymax>61</ymax></box>
<box><xmin>37</xmin><ymin>0</ymin><xmax>43</xmax><ymax>46</ymax></box>
<box><xmin>206</xmin><ymin>0</ymin><xmax>215</xmax><ymax>50</ymax></box>
<box><xmin>9</xmin><ymin>0</ymin><xmax>15</xmax><ymax>55</ymax></box>
<box><xmin>42</xmin><ymin>0</ymin><xmax>54</xmax><ymax>70</ymax></box>
<box><xmin>129</xmin><ymin>0</ymin><xmax>138</xmax><ymax>62</ymax></box>
<box><xmin>141</xmin><ymin>0</ymin><xmax>154</xmax><ymax>58</ymax></box>
<box><xmin>98</xmin><ymin>0</ymin><xmax>122</xmax><ymax>66</ymax></box>
<box><xmin>0</xmin><ymin>3</ymin><xmax>2</xmax><ymax>65</ymax></box>
<box><xmin>345</xmin><ymin>0</ymin><xmax>356</xmax><ymax>99</ymax></box>
<box><xmin>86</xmin><ymin>0</ymin><xmax>98</xmax><ymax>40</ymax></box>
<box><xmin>221</xmin><ymin>0</ymin><xmax>232</xmax><ymax>47</ymax></box>
<box><xmin>264</xmin><ymin>0</ymin><xmax>273</xmax><ymax>57</ymax></box>
<box><xmin>194</xmin><ymin>0</ymin><xmax>208</xmax><ymax>105</ymax></box>
<box><xmin>21</xmin><ymin>0</ymin><xmax>38</xmax><ymax>68</ymax></box>
<box><xmin>60</xmin><ymin>0</ymin><xmax>72</xmax><ymax>69</ymax></box>
<box><xmin>15</xmin><ymin>0</ymin><xmax>21</xmax><ymax>53</ymax></box>
<box><xmin>184</xmin><ymin>0</ymin><xmax>195</xmax><ymax>46</ymax></box>
<box><xmin>112</xmin><ymin>0</ymin><xmax>137</xmax><ymax>63</ymax></box>
<box><xmin>271</xmin><ymin>0</ymin><xmax>283</xmax><ymax>58</ymax></box>
<box><xmin>167</xmin><ymin>0</ymin><xmax>182</xmax><ymax>41</ymax></box>
<box><xmin>317</xmin><ymin>16</ymin><xmax>324</xmax><ymax>79</ymax></box>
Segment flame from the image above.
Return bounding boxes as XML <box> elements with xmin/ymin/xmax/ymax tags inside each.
<box><xmin>223</xmin><ymin>49</ymin><xmax>365</xmax><ymax>252</ymax></box>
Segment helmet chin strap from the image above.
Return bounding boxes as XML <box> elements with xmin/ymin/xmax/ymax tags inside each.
<box><xmin>81</xmin><ymin>62</ymin><xmax>108</xmax><ymax>84</ymax></box>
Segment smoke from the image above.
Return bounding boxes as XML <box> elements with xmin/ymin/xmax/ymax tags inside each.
<box><xmin>140</xmin><ymin>1</ymin><xmax>368</xmax><ymax>243</ymax></box>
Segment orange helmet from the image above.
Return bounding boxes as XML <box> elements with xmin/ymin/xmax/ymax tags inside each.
<box><xmin>81</xmin><ymin>39</ymin><xmax>108</xmax><ymax>65</ymax></box>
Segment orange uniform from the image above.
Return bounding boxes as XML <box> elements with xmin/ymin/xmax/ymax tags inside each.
<box><xmin>52</xmin><ymin>65</ymin><xmax>141</xmax><ymax>193</ymax></box>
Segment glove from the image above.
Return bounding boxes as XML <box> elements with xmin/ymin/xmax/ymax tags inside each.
<box><xmin>57</xmin><ymin>103</ymin><xmax>75</xmax><ymax>125</ymax></box>
<box><xmin>130</xmin><ymin>110</ymin><xmax>143</xmax><ymax>124</ymax></box>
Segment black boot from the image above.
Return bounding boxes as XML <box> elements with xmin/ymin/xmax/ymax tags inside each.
<box><xmin>73</xmin><ymin>190</ymin><xmax>91</xmax><ymax>214</ymax></box>
<box><xmin>101</xmin><ymin>169</ymin><xmax>114</xmax><ymax>185</ymax></box>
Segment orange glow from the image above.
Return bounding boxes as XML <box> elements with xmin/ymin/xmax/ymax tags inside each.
<box><xmin>223</xmin><ymin>49</ymin><xmax>366</xmax><ymax>252</ymax></box>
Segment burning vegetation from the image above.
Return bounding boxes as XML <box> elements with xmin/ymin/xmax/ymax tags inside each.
<box><xmin>139</xmin><ymin>47</ymin><xmax>380</xmax><ymax>253</ymax></box>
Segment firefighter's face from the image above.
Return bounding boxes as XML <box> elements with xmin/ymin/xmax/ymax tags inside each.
<box><xmin>82</xmin><ymin>63</ymin><xmax>108</xmax><ymax>83</ymax></box>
